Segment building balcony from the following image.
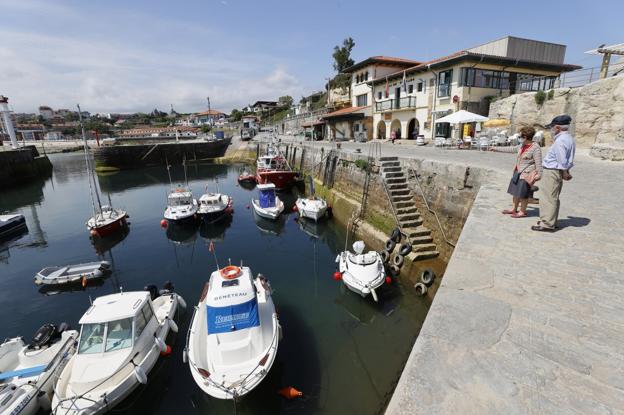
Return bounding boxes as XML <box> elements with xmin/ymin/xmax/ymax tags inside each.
<box><xmin>374</xmin><ymin>96</ymin><xmax>418</xmax><ymax>112</ymax></box>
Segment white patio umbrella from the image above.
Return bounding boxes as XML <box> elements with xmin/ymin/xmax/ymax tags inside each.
<box><xmin>435</xmin><ymin>110</ymin><xmax>489</xmax><ymax>124</ymax></box>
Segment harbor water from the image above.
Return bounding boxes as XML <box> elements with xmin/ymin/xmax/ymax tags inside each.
<box><xmin>0</xmin><ymin>152</ymin><xmax>431</xmax><ymax>414</ymax></box>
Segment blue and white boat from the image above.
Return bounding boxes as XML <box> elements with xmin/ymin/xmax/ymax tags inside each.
<box><xmin>251</xmin><ymin>183</ymin><xmax>284</xmax><ymax>220</ymax></box>
<box><xmin>0</xmin><ymin>214</ymin><xmax>26</xmax><ymax>238</ymax></box>
<box><xmin>185</xmin><ymin>265</ymin><xmax>280</xmax><ymax>399</ymax></box>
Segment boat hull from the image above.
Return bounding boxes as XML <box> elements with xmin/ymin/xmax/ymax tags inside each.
<box><xmin>88</xmin><ymin>215</ymin><xmax>128</xmax><ymax>238</ymax></box>
<box><xmin>0</xmin><ymin>215</ymin><xmax>26</xmax><ymax>238</ymax></box>
<box><xmin>256</xmin><ymin>170</ymin><xmax>298</xmax><ymax>190</ymax></box>
<box><xmin>251</xmin><ymin>198</ymin><xmax>284</xmax><ymax>221</ymax></box>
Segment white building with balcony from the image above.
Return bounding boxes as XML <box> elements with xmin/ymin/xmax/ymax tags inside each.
<box><xmin>371</xmin><ymin>36</ymin><xmax>581</xmax><ymax>141</ymax></box>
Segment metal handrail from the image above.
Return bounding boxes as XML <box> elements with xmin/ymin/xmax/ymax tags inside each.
<box><xmin>406</xmin><ymin>166</ymin><xmax>455</xmax><ymax>248</ymax></box>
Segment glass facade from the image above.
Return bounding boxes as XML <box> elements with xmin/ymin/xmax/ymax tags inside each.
<box><xmin>460</xmin><ymin>67</ymin><xmax>557</xmax><ymax>92</ymax></box>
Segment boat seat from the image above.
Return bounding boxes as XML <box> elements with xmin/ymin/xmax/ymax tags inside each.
<box><xmin>0</xmin><ymin>364</ymin><xmax>46</xmax><ymax>381</ymax></box>
<box><xmin>48</xmin><ymin>267</ymin><xmax>69</xmax><ymax>279</ymax></box>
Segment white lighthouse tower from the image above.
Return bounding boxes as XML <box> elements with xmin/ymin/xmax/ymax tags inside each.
<box><xmin>0</xmin><ymin>95</ymin><xmax>18</xmax><ymax>148</ymax></box>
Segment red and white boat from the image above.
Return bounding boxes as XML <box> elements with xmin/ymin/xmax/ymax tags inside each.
<box><xmin>255</xmin><ymin>145</ymin><xmax>299</xmax><ymax>190</ymax></box>
<box><xmin>237</xmin><ymin>169</ymin><xmax>256</xmax><ymax>184</ymax></box>
<box><xmin>78</xmin><ymin>105</ymin><xmax>129</xmax><ymax>238</ymax></box>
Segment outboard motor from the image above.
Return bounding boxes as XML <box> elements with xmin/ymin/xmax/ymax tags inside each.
<box><xmin>144</xmin><ymin>284</ymin><xmax>158</xmax><ymax>301</ymax></box>
<box><xmin>159</xmin><ymin>281</ymin><xmax>174</xmax><ymax>296</ymax></box>
<box><xmin>29</xmin><ymin>323</ymin><xmax>58</xmax><ymax>350</ymax></box>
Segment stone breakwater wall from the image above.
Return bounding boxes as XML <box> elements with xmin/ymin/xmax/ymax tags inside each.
<box><xmin>0</xmin><ymin>145</ymin><xmax>52</xmax><ymax>189</ymax></box>
<box><xmin>489</xmin><ymin>76</ymin><xmax>624</xmax><ymax>160</ymax></box>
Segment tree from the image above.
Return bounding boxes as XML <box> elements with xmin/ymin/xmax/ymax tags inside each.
<box><xmin>278</xmin><ymin>95</ymin><xmax>293</xmax><ymax>108</ymax></box>
<box><xmin>229</xmin><ymin>109</ymin><xmax>243</xmax><ymax>122</ymax></box>
<box><xmin>83</xmin><ymin>119</ymin><xmax>112</xmax><ymax>135</ymax></box>
<box><xmin>332</xmin><ymin>37</ymin><xmax>355</xmax><ymax>73</ymax></box>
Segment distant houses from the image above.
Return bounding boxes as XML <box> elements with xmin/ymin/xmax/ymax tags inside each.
<box><xmin>315</xmin><ymin>36</ymin><xmax>582</xmax><ymax>141</ymax></box>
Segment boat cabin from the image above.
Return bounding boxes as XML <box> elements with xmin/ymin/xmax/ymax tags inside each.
<box><xmin>257</xmin><ymin>183</ymin><xmax>277</xmax><ymax>208</ymax></box>
<box><xmin>206</xmin><ymin>267</ymin><xmax>260</xmax><ymax>334</ymax></box>
<box><xmin>77</xmin><ymin>292</ymin><xmax>154</xmax><ymax>355</ymax></box>
<box><xmin>199</xmin><ymin>194</ymin><xmax>225</xmax><ymax>207</ymax></box>
<box><xmin>257</xmin><ymin>156</ymin><xmax>287</xmax><ymax>171</ymax></box>
<box><xmin>167</xmin><ymin>189</ymin><xmax>194</xmax><ymax>206</ymax></box>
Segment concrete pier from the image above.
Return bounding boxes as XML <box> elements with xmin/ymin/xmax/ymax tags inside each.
<box><xmin>0</xmin><ymin>145</ymin><xmax>52</xmax><ymax>188</ymax></box>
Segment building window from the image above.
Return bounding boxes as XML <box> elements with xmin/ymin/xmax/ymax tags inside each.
<box><xmin>438</xmin><ymin>70</ymin><xmax>453</xmax><ymax>97</ymax></box>
<box><xmin>435</xmin><ymin>122</ymin><xmax>451</xmax><ymax>138</ymax></box>
<box><xmin>356</xmin><ymin>94</ymin><xmax>368</xmax><ymax>106</ymax></box>
<box><xmin>417</xmin><ymin>82</ymin><xmax>424</xmax><ymax>92</ymax></box>
<box><xmin>516</xmin><ymin>74</ymin><xmax>557</xmax><ymax>91</ymax></box>
<box><xmin>460</xmin><ymin>68</ymin><xmax>511</xmax><ymax>89</ymax></box>
<box><xmin>365</xmin><ymin>72</ymin><xmax>369</xmax><ymax>81</ymax></box>
<box><xmin>408</xmin><ymin>84</ymin><xmax>414</xmax><ymax>94</ymax></box>
<box><xmin>377</xmin><ymin>91</ymin><xmax>382</xmax><ymax>100</ymax></box>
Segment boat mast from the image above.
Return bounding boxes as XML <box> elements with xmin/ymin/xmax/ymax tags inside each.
<box><xmin>77</xmin><ymin>104</ymin><xmax>100</xmax><ymax>217</ymax></box>
<box><xmin>183</xmin><ymin>155</ymin><xmax>188</xmax><ymax>187</ymax></box>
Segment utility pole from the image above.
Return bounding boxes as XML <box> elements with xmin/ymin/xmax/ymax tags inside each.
<box><xmin>206</xmin><ymin>96</ymin><xmax>211</xmax><ymax>126</ymax></box>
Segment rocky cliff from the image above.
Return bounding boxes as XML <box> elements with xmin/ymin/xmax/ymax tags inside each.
<box><xmin>489</xmin><ymin>76</ymin><xmax>624</xmax><ymax>160</ymax></box>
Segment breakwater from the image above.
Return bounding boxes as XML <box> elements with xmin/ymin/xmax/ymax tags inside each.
<box><xmin>93</xmin><ymin>138</ymin><xmax>231</xmax><ymax>171</ymax></box>
<box><xmin>0</xmin><ymin>145</ymin><xmax>52</xmax><ymax>189</ymax></box>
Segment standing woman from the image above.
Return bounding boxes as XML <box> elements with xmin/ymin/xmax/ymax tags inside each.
<box><xmin>492</xmin><ymin>126</ymin><xmax>543</xmax><ymax>218</ymax></box>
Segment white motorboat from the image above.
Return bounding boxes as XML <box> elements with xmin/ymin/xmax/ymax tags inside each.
<box><xmin>51</xmin><ymin>284</ymin><xmax>185</xmax><ymax>415</ymax></box>
<box><xmin>335</xmin><ymin>241</ymin><xmax>386</xmax><ymax>302</ymax></box>
<box><xmin>164</xmin><ymin>187</ymin><xmax>198</xmax><ymax>223</ymax></box>
<box><xmin>198</xmin><ymin>182</ymin><xmax>233</xmax><ymax>224</ymax></box>
<box><xmin>295</xmin><ymin>197</ymin><xmax>328</xmax><ymax>221</ymax></box>
<box><xmin>185</xmin><ymin>265</ymin><xmax>280</xmax><ymax>399</ymax></box>
<box><xmin>34</xmin><ymin>261</ymin><xmax>111</xmax><ymax>286</ymax></box>
<box><xmin>0</xmin><ymin>323</ymin><xmax>78</xmax><ymax>415</ymax></box>
<box><xmin>251</xmin><ymin>183</ymin><xmax>284</xmax><ymax>221</ymax></box>
<box><xmin>0</xmin><ymin>214</ymin><xmax>26</xmax><ymax>238</ymax></box>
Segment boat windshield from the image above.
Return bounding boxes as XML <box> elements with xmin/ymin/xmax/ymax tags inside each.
<box><xmin>168</xmin><ymin>196</ymin><xmax>192</xmax><ymax>206</ymax></box>
<box><xmin>78</xmin><ymin>317</ymin><xmax>134</xmax><ymax>354</ymax></box>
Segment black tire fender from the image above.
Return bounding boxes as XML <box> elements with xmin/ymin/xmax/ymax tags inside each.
<box><xmin>399</xmin><ymin>243</ymin><xmax>412</xmax><ymax>256</ymax></box>
<box><xmin>392</xmin><ymin>253</ymin><xmax>404</xmax><ymax>268</ymax></box>
<box><xmin>389</xmin><ymin>264</ymin><xmax>400</xmax><ymax>276</ymax></box>
<box><xmin>414</xmin><ymin>282</ymin><xmax>428</xmax><ymax>296</ymax></box>
<box><xmin>385</xmin><ymin>239</ymin><xmax>396</xmax><ymax>252</ymax></box>
<box><xmin>380</xmin><ymin>250</ymin><xmax>391</xmax><ymax>264</ymax></box>
<box><xmin>390</xmin><ymin>227</ymin><xmax>402</xmax><ymax>243</ymax></box>
<box><xmin>421</xmin><ymin>269</ymin><xmax>436</xmax><ymax>286</ymax></box>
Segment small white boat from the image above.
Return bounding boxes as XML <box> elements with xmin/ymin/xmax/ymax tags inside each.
<box><xmin>0</xmin><ymin>323</ymin><xmax>78</xmax><ymax>415</ymax></box>
<box><xmin>335</xmin><ymin>241</ymin><xmax>386</xmax><ymax>302</ymax></box>
<box><xmin>51</xmin><ymin>285</ymin><xmax>185</xmax><ymax>415</ymax></box>
<box><xmin>0</xmin><ymin>214</ymin><xmax>26</xmax><ymax>238</ymax></box>
<box><xmin>34</xmin><ymin>261</ymin><xmax>111</xmax><ymax>286</ymax></box>
<box><xmin>164</xmin><ymin>187</ymin><xmax>198</xmax><ymax>223</ymax></box>
<box><xmin>295</xmin><ymin>197</ymin><xmax>328</xmax><ymax>221</ymax></box>
<box><xmin>86</xmin><ymin>205</ymin><xmax>128</xmax><ymax>238</ymax></box>
<box><xmin>198</xmin><ymin>182</ymin><xmax>233</xmax><ymax>224</ymax></box>
<box><xmin>186</xmin><ymin>265</ymin><xmax>280</xmax><ymax>399</ymax></box>
<box><xmin>251</xmin><ymin>183</ymin><xmax>284</xmax><ymax>221</ymax></box>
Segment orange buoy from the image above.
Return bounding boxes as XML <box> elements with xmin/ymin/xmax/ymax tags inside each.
<box><xmin>292</xmin><ymin>205</ymin><xmax>298</xmax><ymax>212</ymax></box>
<box><xmin>278</xmin><ymin>386</ymin><xmax>303</xmax><ymax>399</ymax></box>
<box><xmin>81</xmin><ymin>276</ymin><xmax>87</xmax><ymax>288</ymax></box>
<box><xmin>160</xmin><ymin>219</ymin><xmax>168</xmax><ymax>228</ymax></box>
<box><xmin>89</xmin><ymin>229</ymin><xmax>98</xmax><ymax>237</ymax></box>
<box><xmin>160</xmin><ymin>345</ymin><xmax>172</xmax><ymax>357</ymax></box>
<box><xmin>385</xmin><ymin>276</ymin><xmax>392</xmax><ymax>285</ymax></box>
<box><xmin>332</xmin><ymin>271</ymin><xmax>342</xmax><ymax>281</ymax></box>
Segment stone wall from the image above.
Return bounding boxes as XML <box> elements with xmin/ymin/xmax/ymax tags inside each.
<box><xmin>0</xmin><ymin>146</ymin><xmax>52</xmax><ymax>188</ymax></box>
<box><xmin>489</xmin><ymin>76</ymin><xmax>624</xmax><ymax>160</ymax></box>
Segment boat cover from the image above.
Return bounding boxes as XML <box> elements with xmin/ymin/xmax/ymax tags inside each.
<box><xmin>206</xmin><ymin>297</ymin><xmax>260</xmax><ymax>334</ymax></box>
<box><xmin>259</xmin><ymin>189</ymin><xmax>276</xmax><ymax>208</ymax></box>
<box><xmin>0</xmin><ymin>364</ymin><xmax>46</xmax><ymax>381</ymax></box>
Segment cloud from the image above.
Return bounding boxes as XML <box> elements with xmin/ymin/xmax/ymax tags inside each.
<box><xmin>0</xmin><ymin>4</ymin><xmax>306</xmax><ymax>113</ymax></box>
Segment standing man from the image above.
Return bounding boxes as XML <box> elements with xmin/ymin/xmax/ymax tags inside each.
<box><xmin>531</xmin><ymin>115</ymin><xmax>576</xmax><ymax>232</ymax></box>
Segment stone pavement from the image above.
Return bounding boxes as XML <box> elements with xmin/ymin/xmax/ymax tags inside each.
<box><xmin>266</xmin><ymin>135</ymin><xmax>624</xmax><ymax>413</ymax></box>
<box><xmin>384</xmin><ymin>150</ymin><xmax>624</xmax><ymax>414</ymax></box>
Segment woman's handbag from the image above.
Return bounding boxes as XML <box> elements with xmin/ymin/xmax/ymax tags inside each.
<box><xmin>512</xmin><ymin>171</ymin><xmax>521</xmax><ymax>184</ymax></box>
<box><xmin>526</xmin><ymin>170</ymin><xmax>539</xmax><ymax>186</ymax></box>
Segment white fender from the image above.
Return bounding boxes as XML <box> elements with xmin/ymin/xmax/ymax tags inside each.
<box><xmin>176</xmin><ymin>294</ymin><xmax>187</xmax><ymax>309</ymax></box>
<box><xmin>167</xmin><ymin>318</ymin><xmax>178</xmax><ymax>333</ymax></box>
<box><xmin>154</xmin><ymin>337</ymin><xmax>166</xmax><ymax>353</ymax></box>
<box><xmin>134</xmin><ymin>366</ymin><xmax>147</xmax><ymax>384</ymax></box>
<box><xmin>370</xmin><ymin>287</ymin><xmax>379</xmax><ymax>302</ymax></box>
<box><xmin>182</xmin><ymin>348</ymin><xmax>188</xmax><ymax>364</ymax></box>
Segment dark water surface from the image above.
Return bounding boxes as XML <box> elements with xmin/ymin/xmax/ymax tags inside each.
<box><xmin>0</xmin><ymin>152</ymin><xmax>430</xmax><ymax>415</ymax></box>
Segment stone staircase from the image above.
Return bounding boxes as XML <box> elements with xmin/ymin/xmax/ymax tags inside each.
<box><xmin>379</xmin><ymin>156</ymin><xmax>439</xmax><ymax>260</ymax></box>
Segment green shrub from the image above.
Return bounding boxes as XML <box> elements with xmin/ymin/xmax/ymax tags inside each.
<box><xmin>354</xmin><ymin>159</ymin><xmax>369</xmax><ymax>170</ymax></box>
<box><xmin>547</xmin><ymin>89</ymin><xmax>555</xmax><ymax>100</ymax></box>
<box><xmin>534</xmin><ymin>90</ymin><xmax>546</xmax><ymax>106</ymax></box>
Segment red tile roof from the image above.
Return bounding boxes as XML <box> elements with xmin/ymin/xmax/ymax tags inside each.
<box><xmin>343</xmin><ymin>56</ymin><xmax>421</xmax><ymax>73</ymax></box>
<box><xmin>322</xmin><ymin>106</ymin><xmax>367</xmax><ymax>118</ymax></box>
<box><xmin>195</xmin><ymin>109</ymin><xmax>225</xmax><ymax>116</ymax></box>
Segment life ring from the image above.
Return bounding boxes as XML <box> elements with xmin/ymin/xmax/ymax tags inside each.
<box><xmin>390</xmin><ymin>227</ymin><xmax>402</xmax><ymax>243</ymax></box>
<box><xmin>421</xmin><ymin>269</ymin><xmax>436</xmax><ymax>286</ymax></box>
<box><xmin>176</xmin><ymin>188</ymin><xmax>183</xmax><ymax>193</ymax></box>
<box><xmin>399</xmin><ymin>243</ymin><xmax>412</xmax><ymax>256</ymax></box>
<box><xmin>414</xmin><ymin>282</ymin><xmax>428</xmax><ymax>296</ymax></box>
<box><xmin>220</xmin><ymin>266</ymin><xmax>241</xmax><ymax>279</ymax></box>
<box><xmin>392</xmin><ymin>253</ymin><xmax>404</xmax><ymax>268</ymax></box>
<box><xmin>385</xmin><ymin>239</ymin><xmax>396</xmax><ymax>252</ymax></box>
<box><xmin>380</xmin><ymin>250</ymin><xmax>390</xmax><ymax>264</ymax></box>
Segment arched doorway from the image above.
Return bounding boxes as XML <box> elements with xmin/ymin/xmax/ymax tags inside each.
<box><xmin>408</xmin><ymin>118</ymin><xmax>420</xmax><ymax>140</ymax></box>
<box><xmin>390</xmin><ymin>119</ymin><xmax>402</xmax><ymax>139</ymax></box>
<box><xmin>376</xmin><ymin>120</ymin><xmax>386</xmax><ymax>139</ymax></box>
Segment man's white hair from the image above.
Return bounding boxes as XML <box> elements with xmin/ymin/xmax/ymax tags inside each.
<box><xmin>558</xmin><ymin>125</ymin><xmax>570</xmax><ymax>131</ymax></box>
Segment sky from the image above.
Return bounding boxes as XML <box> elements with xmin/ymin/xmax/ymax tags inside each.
<box><xmin>0</xmin><ymin>0</ymin><xmax>621</xmax><ymax>114</ymax></box>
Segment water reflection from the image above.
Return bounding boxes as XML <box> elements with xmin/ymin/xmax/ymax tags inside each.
<box><xmin>199</xmin><ymin>216</ymin><xmax>232</xmax><ymax>241</ymax></box>
<box><xmin>91</xmin><ymin>226</ymin><xmax>130</xmax><ymax>256</ymax></box>
<box><xmin>252</xmin><ymin>209</ymin><xmax>287</xmax><ymax>236</ymax></box>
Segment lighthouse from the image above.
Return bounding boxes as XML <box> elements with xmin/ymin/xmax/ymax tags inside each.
<box><xmin>0</xmin><ymin>95</ymin><xmax>18</xmax><ymax>148</ymax></box>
